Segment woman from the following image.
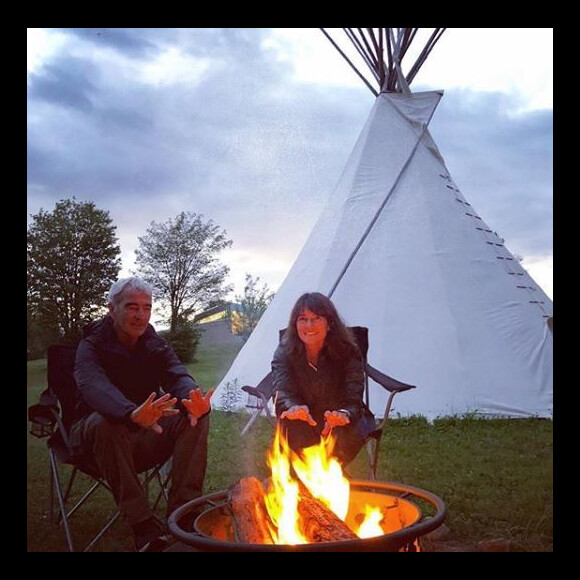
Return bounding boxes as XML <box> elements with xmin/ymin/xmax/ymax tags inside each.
<box><xmin>272</xmin><ymin>292</ymin><xmax>376</xmax><ymax>466</ymax></box>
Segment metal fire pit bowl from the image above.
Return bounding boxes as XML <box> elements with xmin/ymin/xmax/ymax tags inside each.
<box><xmin>168</xmin><ymin>480</ymin><xmax>446</xmax><ymax>552</ymax></box>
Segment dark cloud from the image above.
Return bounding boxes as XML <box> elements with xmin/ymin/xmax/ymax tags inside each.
<box><xmin>27</xmin><ymin>29</ymin><xmax>284</xmax><ymax>203</ymax></box>
<box><xmin>28</xmin><ymin>57</ymin><xmax>97</xmax><ymax>112</ymax></box>
<box><xmin>52</xmin><ymin>28</ymin><xmax>160</xmax><ymax>59</ymax></box>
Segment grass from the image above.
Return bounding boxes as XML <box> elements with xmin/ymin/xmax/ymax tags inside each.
<box><xmin>27</xmin><ymin>339</ymin><xmax>553</xmax><ymax>552</ymax></box>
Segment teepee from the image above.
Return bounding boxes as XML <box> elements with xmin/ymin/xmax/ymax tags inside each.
<box><xmin>215</xmin><ymin>28</ymin><xmax>553</xmax><ymax>420</ymax></box>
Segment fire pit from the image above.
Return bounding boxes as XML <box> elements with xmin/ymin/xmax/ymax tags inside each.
<box><xmin>168</xmin><ymin>479</ymin><xmax>446</xmax><ymax>552</ymax></box>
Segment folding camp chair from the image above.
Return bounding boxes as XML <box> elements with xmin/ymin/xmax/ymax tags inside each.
<box><xmin>28</xmin><ymin>344</ymin><xmax>170</xmax><ymax>552</ymax></box>
<box><xmin>240</xmin><ymin>328</ymin><xmax>286</xmax><ymax>436</ymax></box>
<box><xmin>240</xmin><ymin>326</ymin><xmax>415</xmax><ymax>479</ymax></box>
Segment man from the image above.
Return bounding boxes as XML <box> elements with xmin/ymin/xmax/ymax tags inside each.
<box><xmin>71</xmin><ymin>276</ymin><xmax>213</xmax><ymax>552</ymax></box>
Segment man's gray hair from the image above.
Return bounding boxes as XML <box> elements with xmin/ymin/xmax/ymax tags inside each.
<box><xmin>108</xmin><ymin>276</ymin><xmax>153</xmax><ymax>306</ymax></box>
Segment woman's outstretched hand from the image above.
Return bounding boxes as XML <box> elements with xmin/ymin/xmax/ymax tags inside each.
<box><xmin>280</xmin><ymin>404</ymin><xmax>317</xmax><ymax>426</ymax></box>
<box><xmin>321</xmin><ymin>409</ymin><xmax>350</xmax><ymax>436</ymax></box>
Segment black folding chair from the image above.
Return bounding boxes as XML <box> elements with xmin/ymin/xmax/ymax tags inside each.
<box><xmin>240</xmin><ymin>329</ymin><xmax>286</xmax><ymax>436</ymax></box>
<box><xmin>28</xmin><ymin>344</ymin><xmax>170</xmax><ymax>552</ymax></box>
<box><xmin>240</xmin><ymin>326</ymin><xmax>415</xmax><ymax>479</ymax></box>
<box><xmin>240</xmin><ymin>373</ymin><xmax>276</xmax><ymax>436</ymax></box>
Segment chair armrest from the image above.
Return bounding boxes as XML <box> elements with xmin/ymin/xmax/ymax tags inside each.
<box><xmin>28</xmin><ymin>404</ymin><xmax>57</xmax><ymax>438</ymax></box>
<box><xmin>366</xmin><ymin>363</ymin><xmax>416</xmax><ymax>393</ymax></box>
<box><xmin>28</xmin><ymin>388</ymin><xmax>60</xmax><ymax>439</ymax></box>
<box><xmin>242</xmin><ymin>373</ymin><xmax>275</xmax><ymax>407</ymax></box>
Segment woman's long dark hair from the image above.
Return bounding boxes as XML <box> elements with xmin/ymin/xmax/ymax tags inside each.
<box><xmin>283</xmin><ymin>292</ymin><xmax>357</xmax><ymax>361</ymax></box>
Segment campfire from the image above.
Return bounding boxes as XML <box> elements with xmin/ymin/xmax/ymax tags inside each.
<box><xmin>168</xmin><ymin>424</ymin><xmax>446</xmax><ymax>552</ymax></box>
<box><xmin>233</xmin><ymin>425</ymin><xmax>402</xmax><ymax>544</ymax></box>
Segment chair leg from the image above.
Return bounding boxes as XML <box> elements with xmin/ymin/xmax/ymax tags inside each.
<box><xmin>365</xmin><ymin>438</ymin><xmax>378</xmax><ymax>480</ymax></box>
<box><xmin>72</xmin><ymin>468</ymin><xmax>168</xmax><ymax>552</ymax></box>
<box><xmin>263</xmin><ymin>404</ymin><xmax>276</xmax><ymax>426</ymax></box>
<box><xmin>48</xmin><ymin>453</ymin><xmax>55</xmax><ymax>525</ymax></box>
<box><xmin>48</xmin><ymin>448</ymin><xmax>75</xmax><ymax>552</ymax></box>
<box><xmin>46</xmin><ymin>452</ymin><xmax>171</xmax><ymax>551</ymax></box>
<box><xmin>241</xmin><ymin>408</ymin><xmax>263</xmax><ymax>436</ymax></box>
<box><xmin>83</xmin><ymin>511</ymin><xmax>121</xmax><ymax>552</ymax></box>
<box><xmin>48</xmin><ymin>449</ymin><xmax>119</xmax><ymax>552</ymax></box>
<box><xmin>365</xmin><ymin>392</ymin><xmax>398</xmax><ymax>480</ymax></box>
<box><xmin>370</xmin><ymin>430</ymin><xmax>386</xmax><ymax>480</ymax></box>
<box><xmin>260</xmin><ymin>394</ymin><xmax>276</xmax><ymax>427</ymax></box>
<box><xmin>65</xmin><ymin>474</ymin><xmax>108</xmax><ymax>522</ymax></box>
<box><xmin>152</xmin><ymin>466</ymin><xmax>171</xmax><ymax>511</ymax></box>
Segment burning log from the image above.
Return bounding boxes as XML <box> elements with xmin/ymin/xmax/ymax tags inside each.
<box><xmin>263</xmin><ymin>476</ymin><xmax>358</xmax><ymax>543</ymax></box>
<box><xmin>295</xmin><ymin>482</ymin><xmax>358</xmax><ymax>543</ymax></box>
<box><xmin>230</xmin><ymin>476</ymin><xmax>358</xmax><ymax>544</ymax></box>
<box><xmin>230</xmin><ymin>476</ymin><xmax>274</xmax><ymax>544</ymax></box>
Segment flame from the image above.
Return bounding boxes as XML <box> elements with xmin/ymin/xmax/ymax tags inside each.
<box><xmin>356</xmin><ymin>505</ymin><xmax>384</xmax><ymax>538</ymax></box>
<box><xmin>291</xmin><ymin>433</ymin><xmax>350</xmax><ymax>520</ymax></box>
<box><xmin>263</xmin><ymin>423</ymin><xmax>384</xmax><ymax>544</ymax></box>
<box><xmin>264</xmin><ymin>426</ymin><xmax>308</xmax><ymax>544</ymax></box>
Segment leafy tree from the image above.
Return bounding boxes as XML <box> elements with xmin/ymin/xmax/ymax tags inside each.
<box><xmin>134</xmin><ymin>211</ymin><xmax>233</xmax><ymax>333</ymax></box>
<box><xmin>27</xmin><ymin>197</ymin><xmax>122</xmax><ymax>346</ymax></box>
<box><xmin>233</xmin><ymin>273</ymin><xmax>274</xmax><ymax>341</ymax></box>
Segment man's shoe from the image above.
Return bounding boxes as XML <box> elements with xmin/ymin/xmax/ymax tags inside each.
<box><xmin>133</xmin><ymin>517</ymin><xmax>172</xmax><ymax>552</ymax></box>
<box><xmin>137</xmin><ymin>534</ymin><xmax>171</xmax><ymax>553</ymax></box>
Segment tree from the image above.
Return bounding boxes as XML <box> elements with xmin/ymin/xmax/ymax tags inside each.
<box><xmin>233</xmin><ymin>273</ymin><xmax>274</xmax><ymax>341</ymax></box>
<box><xmin>27</xmin><ymin>197</ymin><xmax>122</xmax><ymax>347</ymax></box>
<box><xmin>134</xmin><ymin>211</ymin><xmax>233</xmax><ymax>333</ymax></box>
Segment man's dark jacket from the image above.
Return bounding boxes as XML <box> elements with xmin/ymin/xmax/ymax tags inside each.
<box><xmin>73</xmin><ymin>316</ymin><xmax>198</xmax><ymax>425</ymax></box>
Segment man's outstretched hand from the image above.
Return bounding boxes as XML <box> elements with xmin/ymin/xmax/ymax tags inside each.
<box><xmin>182</xmin><ymin>388</ymin><xmax>214</xmax><ymax>427</ymax></box>
<box><xmin>131</xmin><ymin>392</ymin><xmax>179</xmax><ymax>434</ymax></box>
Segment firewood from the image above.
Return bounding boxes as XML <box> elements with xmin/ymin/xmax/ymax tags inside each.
<box><xmin>263</xmin><ymin>476</ymin><xmax>357</xmax><ymax>543</ymax></box>
<box><xmin>296</xmin><ymin>485</ymin><xmax>358</xmax><ymax>543</ymax></box>
<box><xmin>230</xmin><ymin>476</ymin><xmax>274</xmax><ymax>544</ymax></box>
<box><xmin>232</xmin><ymin>476</ymin><xmax>357</xmax><ymax>544</ymax></box>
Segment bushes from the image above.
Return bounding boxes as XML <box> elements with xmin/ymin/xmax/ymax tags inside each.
<box><xmin>160</xmin><ymin>321</ymin><xmax>201</xmax><ymax>364</ymax></box>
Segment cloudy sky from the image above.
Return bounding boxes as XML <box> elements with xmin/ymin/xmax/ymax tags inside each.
<box><xmin>27</xmin><ymin>28</ymin><xmax>553</xmax><ymax>302</ymax></box>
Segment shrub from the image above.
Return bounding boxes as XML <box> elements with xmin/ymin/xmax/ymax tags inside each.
<box><xmin>219</xmin><ymin>378</ymin><xmax>243</xmax><ymax>412</ymax></box>
<box><xmin>160</xmin><ymin>321</ymin><xmax>201</xmax><ymax>364</ymax></box>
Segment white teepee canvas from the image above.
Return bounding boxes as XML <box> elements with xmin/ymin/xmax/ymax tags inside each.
<box><xmin>214</xmin><ymin>29</ymin><xmax>553</xmax><ymax>420</ymax></box>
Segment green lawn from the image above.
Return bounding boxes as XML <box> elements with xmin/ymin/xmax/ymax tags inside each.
<box><xmin>27</xmin><ymin>340</ymin><xmax>553</xmax><ymax>552</ymax></box>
